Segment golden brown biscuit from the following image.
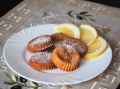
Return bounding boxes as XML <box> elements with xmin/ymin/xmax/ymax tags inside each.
<box><xmin>51</xmin><ymin>33</ymin><xmax>69</xmax><ymax>42</ymax></box>
<box><xmin>62</xmin><ymin>38</ymin><xmax>87</xmax><ymax>57</ymax></box>
<box><xmin>27</xmin><ymin>35</ymin><xmax>53</xmax><ymax>52</ymax></box>
<box><xmin>52</xmin><ymin>45</ymin><xmax>80</xmax><ymax>71</ymax></box>
<box><xmin>29</xmin><ymin>52</ymin><xmax>56</xmax><ymax>70</ymax></box>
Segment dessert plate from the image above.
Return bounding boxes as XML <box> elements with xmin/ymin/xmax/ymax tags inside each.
<box><xmin>3</xmin><ymin>24</ymin><xmax>112</xmax><ymax>85</ymax></box>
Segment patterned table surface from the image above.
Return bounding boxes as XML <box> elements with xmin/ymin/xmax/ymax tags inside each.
<box><xmin>0</xmin><ymin>0</ymin><xmax>120</xmax><ymax>89</ymax></box>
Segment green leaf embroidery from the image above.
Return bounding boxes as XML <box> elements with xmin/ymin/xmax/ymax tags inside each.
<box><xmin>11</xmin><ymin>74</ymin><xmax>18</xmax><ymax>82</ymax></box>
<box><xmin>68</xmin><ymin>11</ymin><xmax>77</xmax><ymax>18</ymax></box>
<box><xmin>30</xmin><ymin>81</ymin><xmax>39</xmax><ymax>87</ymax></box>
<box><xmin>84</xmin><ymin>14</ymin><xmax>93</xmax><ymax>17</ymax></box>
<box><xmin>88</xmin><ymin>18</ymin><xmax>96</xmax><ymax>22</ymax></box>
<box><xmin>79</xmin><ymin>11</ymin><xmax>88</xmax><ymax>15</ymax></box>
<box><xmin>83</xmin><ymin>16</ymin><xmax>88</xmax><ymax>21</ymax></box>
<box><xmin>4</xmin><ymin>72</ymin><xmax>12</xmax><ymax>80</ymax></box>
<box><xmin>4</xmin><ymin>72</ymin><xmax>18</xmax><ymax>82</ymax></box>
<box><xmin>4</xmin><ymin>80</ymin><xmax>16</xmax><ymax>85</ymax></box>
<box><xmin>33</xmin><ymin>87</ymin><xmax>38</xmax><ymax>89</ymax></box>
<box><xmin>83</xmin><ymin>16</ymin><xmax>96</xmax><ymax>22</ymax></box>
<box><xmin>29</xmin><ymin>87</ymin><xmax>38</xmax><ymax>89</ymax></box>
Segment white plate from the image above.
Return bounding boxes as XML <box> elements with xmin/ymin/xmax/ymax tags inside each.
<box><xmin>3</xmin><ymin>24</ymin><xmax>112</xmax><ymax>85</ymax></box>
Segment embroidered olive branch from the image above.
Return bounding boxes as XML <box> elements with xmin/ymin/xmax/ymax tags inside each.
<box><xmin>4</xmin><ymin>72</ymin><xmax>41</xmax><ymax>89</ymax></box>
<box><xmin>68</xmin><ymin>10</ymin><xmax>110</xmax><ymax>34</ymax></box>
<box><xmin>68</xmin><ymin>11</ymin><xmax>96</xmax><ymax>22</ymax></box>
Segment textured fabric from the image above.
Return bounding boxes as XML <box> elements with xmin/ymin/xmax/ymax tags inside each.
<box><xmin>0</xmin><ymin>0</ymin><xmax>120</xmax><ymax>89</ymax></box>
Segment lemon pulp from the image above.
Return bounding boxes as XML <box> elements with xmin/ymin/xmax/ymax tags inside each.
<box><xmin>80</xmin><ymin>24</ymin><xmax>98</xmax><ymax>46</ymax></box>
<box><xmin>57</xmin><ymin>27</ymin><xmax>74</xmax><ymax>37</ymax></box>
<box><xmin>87</xmin><ymin>38</ymin><xmax>101</xmax><ymax>53</ymax></box>
<box><xmin>55</xmin><ymin>23</ymin><xmax>80</xmax><ymax>39</ymax></box>
<box><xmin>84</xmin><ymin>36</ymin><xmax>108</xmax><ymax>60</ymax></box>
<box><xmin>81</xmin><ymin>28</ymin><xmax>96</xmax><ymax>45</ymax></box>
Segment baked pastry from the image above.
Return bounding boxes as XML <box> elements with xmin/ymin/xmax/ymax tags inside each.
<box><xmin>52</xmin><ymin>45</ymin><xmax>80</xmax><ymax>71</ymax></box>
<box><xmin>28</xmin><ymin>52</ymin><xmax>56</xmax><ymax>70</ymax></box>
<box><xmin>51</xmin><ymin>33</ymin><xmax>69</xmax><ymax>42</ymax></box>
<box><xmin>62</xmin><ymin>38</ymin><xmax>87</xmax><ymax>57</ymax></box>
<box><xmin>27</xmin><ymin>35</ymin><xmax>53</xmax><ymax>52</ymax></box>
<box><xmin>51</xmin><ymin>33</ymin><xmax>70</xmax><ymax>47</ymax></box>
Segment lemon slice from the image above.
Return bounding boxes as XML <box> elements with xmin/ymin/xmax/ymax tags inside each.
<box><xmin>80</xmin><ymin>24</ymin><xmax>98</xmax><ymax>46</ymax></box>
<box><xmin>54</xmin><ymin>23</ymin><xmax>80</xmax><ymax>39</ymax></box>
<box><xmin>84</xmin><ymin>36</ymin><xmax>108</xmax><ymax>60</ymax></box>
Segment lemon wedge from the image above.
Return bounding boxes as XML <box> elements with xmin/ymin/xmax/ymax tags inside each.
<box><xmin>84</xmin><ymin>36</ymin><xmax>108</xmax><ymax>60</ymax></box>
<box><xmin>80</xmin><ymin>24</ymin><xmax>98</xmax><ymax>46</ymax></box>
<box><xmin>54</xmin><ymin>23</ymin><xmax>80</xmax><ymax>39</ymax></box>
